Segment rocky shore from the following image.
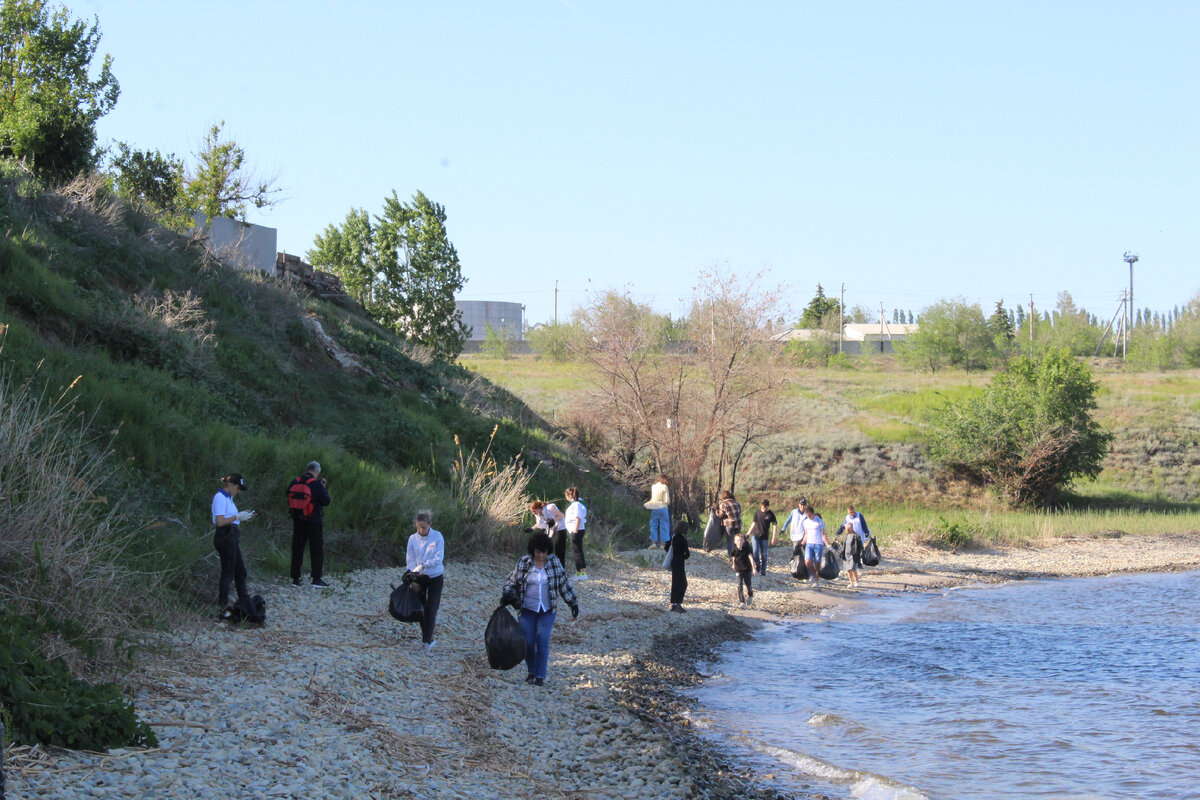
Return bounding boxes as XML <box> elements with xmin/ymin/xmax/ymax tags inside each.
<box><xmin>7</xmin><ymin>532</ymin><xmax>1199</xmax><ymax>799</ymax></box>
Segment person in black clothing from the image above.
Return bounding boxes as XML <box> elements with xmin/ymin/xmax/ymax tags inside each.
<box><xmin>668</xmin><ymin>520</ymin><xmax>690</xmax><ymax>612</ymax></box>
<box><xmin>750</xmin><ymin>498</ymin><xmax>777</xmax><ymax>576</ymax></box>
<box><xmin>730</xmin><ymin>531</ymin><xmax>754</xmax><ymax>608</ymax></box>
<box><xmin>288</xmin><ymin>461</ymin><xmax>332</xmax><ymax>587</ymax></box>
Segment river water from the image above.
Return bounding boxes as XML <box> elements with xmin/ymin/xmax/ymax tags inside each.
<box><xmin>687</xmin><ymin>570</ymin><xmax>1200</xmax><ymax>800</ymax></box>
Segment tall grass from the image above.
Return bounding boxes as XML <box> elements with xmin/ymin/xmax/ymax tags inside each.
<box><xmin>448</xmin><ymin>425</ymin><xmax>533</xmax><ymax>555</ymax></box>
<box><xmin>0</xmin><ymin>363</ymin><xmax>158</xmax><ymax>672</ymax></box>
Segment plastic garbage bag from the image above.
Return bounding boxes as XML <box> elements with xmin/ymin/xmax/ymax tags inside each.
<box><xmin>389</xmin><ymin>583</ymin><xmax>425</xmax><ymax>623</ymax></box>
<box><xmin>862</xmin><ymin>537</ymin><xmax>882</xmax><ymax>567</ymax></box>
<box><xmin>484</xmin><ymin>605</ymin><xmax>526</xmax><ymax>670</ymax></box>
<box><xmin>702</xmin><ymin>514</ymin><xmax>723</xmax><ymax>552</ymax></box>
<box><xmin>819</xmin><ymin>548</ymin><xmax>840</xmax><ymax>580</ymax></box>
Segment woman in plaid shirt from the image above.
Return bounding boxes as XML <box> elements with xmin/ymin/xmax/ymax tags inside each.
<box><xmin>502</xmin><ymin>532</ymin><xmax>580</xmax><ymax>686</ymax></box>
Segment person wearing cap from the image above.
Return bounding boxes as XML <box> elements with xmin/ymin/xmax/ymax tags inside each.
<box><xmin>287</xmin><ymin>460</ymin><xmax>332</xmax><ymax>588</ymax></box>
<box><xmin>212</xmin><ymin>473</ymin><xmax>256</xmax><ymax>618</ymax></box>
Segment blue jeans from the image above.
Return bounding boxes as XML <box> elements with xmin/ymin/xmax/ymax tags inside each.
<box><xmin>751</xmin><ymin>536</ymin><xmax>768</xmax><ymax>574</ymax></box>
<box><xmin>519</xmin><ymin>608</ymin><xmax>557</xmax><ymax>680</ymax></box>
<box><xmin>649</xmin><ymin>507</ymin><xmax>670</xmax><ymax>544</ymax></box>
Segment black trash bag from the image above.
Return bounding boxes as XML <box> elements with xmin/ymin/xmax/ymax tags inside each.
<box><xmin>862</xmin><ymin>537</ymin><xmax>882</xmax><ymax>567</ymax></box>
<box><xmin>484</xmin><ymin>605</ymin><xmax>526</xmax><ymax>670</ymax></box>
<box><xmin>702</xmin><ymin>514</ymin><xmax>723</xmax><ymax>552</ymax></box>
<box><xmin>819</xmin><ymin>548</ymin><xmax>840</xmax><ymax>580</ymax></box>
<box><xmin>789</xmin><ymin>553</ymin><xmax>809</xmax><ymax>581</ymax></box>
<box><xmin>389</xmin><ymin>583</ymin><xmax>425</xmax><ymax>623</ymax></box>
<box><xmin>229</xmin><ymin>594</ymin><xmax>266</xmax><ymax>624</ymax></box>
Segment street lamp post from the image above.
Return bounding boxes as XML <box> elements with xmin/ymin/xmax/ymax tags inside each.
<box><xmin>1123</xmin><ymin>251</ymin><xmax>1138</xmax><ymax>355</ymax></box>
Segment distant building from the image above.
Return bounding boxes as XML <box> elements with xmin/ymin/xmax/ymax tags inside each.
<box><xmin>192</xmin><ymin>214</ymin><xmax>277</xmax><ymax>274</ymax></box>
<box><xmin>773</xmin><ymin>322</ymin><xmax>918</xmax><ymax>354</ymax></box>
<box><xmin>456</xmin><ymin>300</ymin><xmax>524</xmax><ymax>342</ymax></box>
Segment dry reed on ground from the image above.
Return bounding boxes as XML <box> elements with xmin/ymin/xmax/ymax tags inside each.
<box><xmin>449</xmin><ymin>426</ymin><xmax>532</xmax><ymax>553</ymax></box>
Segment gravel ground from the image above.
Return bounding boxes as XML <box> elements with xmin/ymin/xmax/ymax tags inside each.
<box><xmin>6</xmin><ymin>532</ymin><xmax>1198</xmax><ymax>799</ymax></box>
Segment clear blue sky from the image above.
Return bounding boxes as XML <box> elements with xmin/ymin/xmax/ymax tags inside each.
<box><xmin>76</xmin><ymin>0</ymin><xmax>1197</xmax><ymax>326</ymax></box>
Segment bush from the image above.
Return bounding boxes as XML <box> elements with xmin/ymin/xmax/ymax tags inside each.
<box><xmin>0</xmin><ymin>614</ymin><xmax>156</xmax><ymax>749</ymax></box>
<box><xmin>927</xmin><ymin>349</ymin><xmax>1112</xmax><ymax>507</ymax></box>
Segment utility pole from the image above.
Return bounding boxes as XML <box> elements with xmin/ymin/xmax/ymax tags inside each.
<box><xmin>1029</xmin><ymin>294</ymin><xmax>1035</xmax><ymax>354</ymax></box>
<box><xmin>1123</xmin><ymin>251</ymin><xmax>1138</xmax><ymax>351</ymax></box>
<box><xmin>554</xmin><ymin>280</ymin><xmax>559</xmax><ymax>326</ymax></box>
<box><xmin>838</xmin><ymin>283</ymin><xmax>845</xmax><ymax>354</ymax></box>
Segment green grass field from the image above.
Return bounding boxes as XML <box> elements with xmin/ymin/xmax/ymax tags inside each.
<box><xmin>463</xmin><ymin>355</ymin><xmax>1200</xmax><ymax>543</ymax></box>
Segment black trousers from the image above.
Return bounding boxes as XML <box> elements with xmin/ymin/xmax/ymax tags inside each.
<box><xmin>552</xmin><ymin>529</ymin><xmax>567</xmax><ymax>564</ymax></box>
<box><xmin>213</xmin><ymin>525</ymin><xmax>248</xmax><ymax>607</ymax></box>
<box><xmin>670</xmin><ymin>564</ymin><xmax>688</xmax><ymax>605</ymax></box>
<box><xmin>736</xmin><ymin>569</ymin><xmax>753</xmax><ymax>603</ymax></box>
<box><xmin>420</xmin><ymin>574</ymin><xmax>444</xmax><ymax>644</ymax></box>
<box><xmin>290</xmin><ymin>517</ymin><xmax>324</xmax><ymax>582</ymax></box>
<box><xmin>570</xmin><ymin>529</ymin><xmax>586</xmax><ymax>571</ymax></box>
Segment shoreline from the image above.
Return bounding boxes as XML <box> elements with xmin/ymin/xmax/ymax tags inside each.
<box><xmin>7</xmin><ymin>533</ymin><xmax>1199</xmax><ymax>799</ymax></box>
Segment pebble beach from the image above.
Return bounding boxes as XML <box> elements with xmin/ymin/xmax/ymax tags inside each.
<box><xmin>7</xmin><ymin>532</ymin><xmax>1199</xmax><ymax>800</ymax></box>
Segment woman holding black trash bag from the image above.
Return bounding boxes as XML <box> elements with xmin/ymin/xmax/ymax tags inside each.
<box><xmin>405</xmin><ymin>510</ymin><xmax>444</xmax><ymax>653</ymax></box>
<box><xmin>502</xmin><ymin>532</ymin><xmax>579</xmax><ymax>686</ymax></box>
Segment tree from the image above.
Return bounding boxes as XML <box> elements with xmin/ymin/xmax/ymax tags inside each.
<box><xmin>107</xmin><ymin>142</ymin><xmax>184</xmax><ymax>218</ymax></box>
<box><xmin>526</xmin><ymin>321</ymin><xmax>583</xmax><ymax>361</ymax></box>
<box><xmin>575</xmin><ymin>271</ymin><xmax>791</xmax><ymax>524</ymax></box>
<box><xmin>899</xmin><ymin>298</ymin><xmax>995</xmax><ymax>372</ymax></box>
<box><xmin>181</xmin><ymin>122</ymin><xmax>279</xmax><ymax>222</ymax></box>
<box><xmin>0</xmin><ymin>0</ymin><xmax>118</xmax><ymax>178</ymax></box>
<box><xmin>797</xmin><ymin>283</ymin><xmax>840</xmax><ymax>328</ymax></box>
<box><xmin>927</xmin><ymin>349</ymin><xmax>1112</xmax><ymax>507</ymax></box>
<box><xmin>308</xmin><ymin>190</ymin><xmax>468</xmax><ymax>359</ymax></box>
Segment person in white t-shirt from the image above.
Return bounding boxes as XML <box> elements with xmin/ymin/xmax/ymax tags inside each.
<box><xmin>564</xmin><ymin>486</ymin><xmax>589</xmax><ymax>579</ymax></box>
<box><xmin>528</xmin><ymin>499</ymin><xmax>567</xmax><ymax>564</ymax></box>
<box><xmin>801</xmin><ymin>506</ymin><xmax>830</xmax><ymax>589</ymax></box>
<box><xmin>211</xmin><ymin>472</ymin><xmax>256</xmax><ymax>618</ymax></box>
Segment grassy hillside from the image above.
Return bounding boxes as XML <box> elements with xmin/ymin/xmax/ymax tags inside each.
<box><xmin>463</xmin><ymin>354</ymin><xmax>1200</xmax><ymax>545</ymax></box>
<box><xmin>0</xmin><ymin>166</ymin><xmax>641</xmax><ymax>604</ymax></box>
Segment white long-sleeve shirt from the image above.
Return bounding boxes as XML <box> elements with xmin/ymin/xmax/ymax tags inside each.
<box><xmin>781</xmin><ymin>508</ymin><xmax>804</xmax><ymax>542</ymax></box>
<box><xmin>406</xmin><ymin>529</ymin><xmax>445</xmax><ymax>578</ymax></box>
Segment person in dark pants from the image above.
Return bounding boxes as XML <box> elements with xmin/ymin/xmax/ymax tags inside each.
<box><xmin>731</xmin><ymin>531</ymin><xmax>754</xmax><ymax>608</ymax></box>
<box><xmin>406</xmin><ymin>510</ymin><xmax>444</xmax><ymax>653</ymax></box>
<box><xmin>668</xmin><ymin>520</ymin><xmax>690</xmax><ymax>612</ymax></box>
<box><xmin>563</xmin><ymin>486</ymin><xmax>588</xmax><ymax>579</ymax></box>
<box><xmin>287</xmin><ymin>460</ymin><xmax>332</xmax><ymax>587</ymax></box>
<box><xmin>211</xmin><ymin>473</ymin><xmax>255</xmax><ymax>619</ymax></box>
<box><xmin>717</xmin><ymin>489</ymin><xmax>743</xmax><ymax>557</ymax></box>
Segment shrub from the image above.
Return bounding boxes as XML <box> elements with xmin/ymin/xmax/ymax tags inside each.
<box><xmin>0</xmin><ymin>614</ymin><xmax>156</xmax><ymax>749</ymax></box>
<box><xmin>917</xmin><ymin>515</ymin><xmax>981</xmax><ymax>550</ymax></box>
<box><xmin>927</xmin><ymin>349</ymin><xmax>1112</xmax><ymax>507</ymax></box>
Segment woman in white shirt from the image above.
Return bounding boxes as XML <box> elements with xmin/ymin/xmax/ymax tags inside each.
<box><xmin>211</xmin><ymin>473</ymin><xmax>255</xmax><ymax>618</ymax></box>
<box><xmin>529</xmin><ymin>499</ymin><xmax>567</xmax><ymax>565</ymax></box>
<box><xmin>405</xmin><ymin>510</ymin><xmax>445</xmax><ymax>652</ymax></box>
<box><xmin>564</xmin><ymin>486</ymin><xmax>589</xmax><ymax>580</ymax></box>
<box><xmin>645</xmin><ymin>474</ymin><xmax>670</xmax><ymax>549</ymax></box>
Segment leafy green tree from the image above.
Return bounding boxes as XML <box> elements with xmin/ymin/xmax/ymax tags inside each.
<box><xmin>181</xmin><ymin>122</ymin><xmax>279</xmax><ymax>222</ymax></box>
<box><xmin>481</xmin><ymin>322</ymin><xmax>515</xmax><ymax>359</ymax></box>
<box><xmin>927</xmin><ymin>349</ymin><xmax>1112</xmax><ymax>506</ymax></box>
<box><xmin>108</xmin><ymin>141</ymin><xmax>184</xmax><ymax>218</ymax></box>
<box><xmin>797</xmin><ymin>283</ymin><xmax>841</xmax><ymax>328</ymax></box>
<box><xmin>526</xmin><ymin>321</ymin><xmax>582</xmax><ymax>361</ymax></box>
<box><xmin>309</xmin><ymin>208</ymin><xmax>374</xmax><ymax>305</ymax></box>
<box><xmin>1045</xmin><ymin>291</ymin><xmax>1100</xmax><ymax>356</ymax></box>
<box><xmin>0</xmin><ymin>0</ymin><xmax>119</xmax><ymax>178</ymax></box>
<box><xmin>899</xmin><ymin>298</ymin><xmax>995</xmax><ymax>372</ymax></box>
<box><xmin>309</xmin><ymin>190</ymin><xmax>468</xmax><ymax>359</ymax></box>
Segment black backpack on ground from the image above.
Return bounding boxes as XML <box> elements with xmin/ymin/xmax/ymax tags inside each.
<box><xmin>229</xmin><ymin>594</ymin><xmax>267</xmax><ymax>624</ymax></box>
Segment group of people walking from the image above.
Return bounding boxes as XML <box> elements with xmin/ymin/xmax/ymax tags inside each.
<box><xmin>646</xmin><ymin>479</ymin><xmax>875</xmax><ymax>611</ymax></box>
<box><xmin>210</xmin><ymin>467</ymin><xmax>589</xmax><ymax>684</ymax></box>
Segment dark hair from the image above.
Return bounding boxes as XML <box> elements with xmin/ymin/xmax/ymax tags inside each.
<box><xmin>527</xmin><ymin>531</ymin><xmax>553</xmax><ymax>557</ymax></box>
<box><xmin>564</xmin><ymin>486</ymin><xmax>579</xmax><ymax>501</ymax></box>
<box><xmin>222</xmin><ymin>473</ymin><xmax>247</xmax><ymax>491</ymax></box>
<box><xmin>761</xmin><ymin>498</ymin><xmax>770</xmax><ymax>507</ymax></box>
<box><xmin>672</xmin><ymin>520</ymin><xmax>689</xmax><ymax>537</ymax></box>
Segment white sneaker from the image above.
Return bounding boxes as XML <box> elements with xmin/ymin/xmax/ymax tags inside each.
<box><xmin>422</xmin><ymin>640</ymin><xmax>436</xmax><ymax>653</ymax></box>
<box><xmin>575</xmin><ymin>571</ymin><xmax>589</xmax><ymax>580</ymax></box>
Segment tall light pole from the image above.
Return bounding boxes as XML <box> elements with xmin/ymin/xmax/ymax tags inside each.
<box><xmin>1124</xmin><ymin>251</ymin><xmax>1138</xmax><ymax>352</ymax></box>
